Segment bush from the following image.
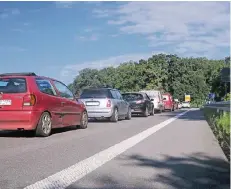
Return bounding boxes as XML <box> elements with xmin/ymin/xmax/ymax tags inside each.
<box><xmin>203</xmin><ymin>107</ymin><xmax>230</xmax><ymax>161</ymax></box>
<box><xmin>216</xmin><ymin>111</ymin><xmax>230</xmax><ymax>135</ymax></box>
<box><xmin>224</xmin><ymin>93</ymin><xmax>231</xmax><ymax>101</ymax></box>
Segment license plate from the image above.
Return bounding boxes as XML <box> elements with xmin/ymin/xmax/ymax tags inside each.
<box><xmin>86</xmin><ymin>101</ymin><xmax>99</xmax><ymax>106</ymax></box>
<box><xmin>0</xmin><ymin>100</ymin><xmax>12</xmax><ymax>106</ymax></box>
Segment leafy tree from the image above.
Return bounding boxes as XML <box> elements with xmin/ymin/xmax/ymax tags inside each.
<box><xmin>69</xmin><ymin>53</ymin><xmax>229</xmax><ymax>104</ymax></box>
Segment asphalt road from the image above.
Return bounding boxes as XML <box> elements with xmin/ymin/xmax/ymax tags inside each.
<box><xmin>0</xmin><ymin>109</ymin><xmax>229</xmax><ymax>189</ymax></box>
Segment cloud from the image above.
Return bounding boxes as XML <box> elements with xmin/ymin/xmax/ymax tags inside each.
<box><xmin>60</xmin><ymin>52</ymin><xmax>165</xmax><ymax>84</ymax></box>
<box><xmin>75</xmin><ymin>27</ymin><xmax>101</xmax><ymax>42</ymax></box>
<box><xmin>10</xmin><ymin>22</ymin><xmax>32</xmax><ymax>33</ymax></box>
<box><xmin>11</xmin><ymin>8</ymin><xmax>20</xmax><ymax>15</ymax></box>
<box><xmin>0</xmin><ymin>8</ymin><xmax>20</xmax><ymax>19</ymax></box>
<box><xmin>84</xmin><ymin>1</ymin><xmax>102</xmax><ymax>6</ymax></box>
<box><xmin>110</xmin><ymin>34</ymin><xmax>119</xmax><ymax>37</ymax></box>
<box><xmin>76</xmin><ymin>34</ymin><xmax>99</xmax><ymax>41</ymax></box>
<box><xmin>55</xmin><ymin>1</ymin><xmax>74</xmax><ymax>8</ymax></box>
<box><xmin>92</xmin><ymin>9</ymin><xmax>110</xmax><ymax>18</ymax></box>
<box><xmin>93</xmin><ymin>2</ymin><xmax>230</xmax><ymax>58</ymax></box>
<box><xmin>23</xmin><ymin>22</ymin><xmax>30</xmax><ymax>26</ymax></box>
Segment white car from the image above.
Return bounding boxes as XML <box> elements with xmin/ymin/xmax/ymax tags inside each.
<box><xmin>139</xmin><ymin>90</ymin><xmax>165</xmax><ymax>113</ymax></box>
<box><xmin>182</xmin><ymin>101</ymin><xmax>190</xmax><ymax>108</ymax></box>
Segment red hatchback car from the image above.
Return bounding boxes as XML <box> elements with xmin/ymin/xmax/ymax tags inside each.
<box><xmin>162</xmin><ymin>93</ymin><xmax>174</xmax><ymax>111</ymax></box>
<box><xmin>0</xmin><ymin>72</ymin><xmax>88</xmax><ymax>137</ymax></box>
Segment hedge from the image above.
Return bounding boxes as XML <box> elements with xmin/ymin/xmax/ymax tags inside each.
<box><xmin>202</xmin><ymin>107</ymin><xmax>230</xmax><ymax>161</ymax></box>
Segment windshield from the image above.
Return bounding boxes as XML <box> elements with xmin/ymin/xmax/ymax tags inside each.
<box><xmin>162</xmin><ymin>95</ymin><xmax>169</xmax><ymax>101</ymax></box>
<box><xmin>80</xmin><ymin>89</ymin><xmax>110</xmax><ymax>99</ymax></box>
<box><xmin>0</xmin><ymin>78</ymin><xmax>27</xmax><ymax>93</ymax></box>
<box><xmin>141</xmin><ymin>91</ymin><xmax>158</xmax><ymax>99</ymax></box>
<box><xmin>149</xmin><ymin>94</ymin><xmax>158</xmax><ymax>99</ymax></box>
<box><xmin>122</xmin><ymin>93</ymin><xmax>143</xmax><ymax>101</ymax></box>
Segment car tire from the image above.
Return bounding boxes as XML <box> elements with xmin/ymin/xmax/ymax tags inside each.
<box><xmin>150</xmin><ymin>106</ymin><xmax>155</xmax><ymax>116</ymax></box>
<box><xmin>125</xmin><ymin>107</ymin><xmax>132</xmax><ymax>120</ymax></box>
<box><xmin>77</xmin><ymin>111</ymin><xmax>88</xmax><ymax>129</ymax></box>
<box><xmin>110</xmin><ymin>108</ymin><xmax>119</xmax><ymax>122</ymax></box>
<box><xmin>35</xmin><ymin>112</ymin><xmax>52</xmax><ymax>137</ymax></box>
<box><xmin>143</xmin><ymin>107</ymin><xmax>149</xmax><ymax>117</ymax></box>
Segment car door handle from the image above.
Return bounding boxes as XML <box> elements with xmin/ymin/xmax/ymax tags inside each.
<box><xmin>61</xmin><ymin>102</ymin><xmax>65</xmax><ymax>106</ymax></box>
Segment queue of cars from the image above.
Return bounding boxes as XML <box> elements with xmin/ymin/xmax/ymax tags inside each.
<box><xmin>0</xmin><ymin>72</ymin><xmax>190</xmax><ymax>137</ymax></box>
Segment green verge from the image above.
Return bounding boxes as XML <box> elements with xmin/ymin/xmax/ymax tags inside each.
<box><xmin>202</xmin><ymin>107</ymin><xmax>230</xmax><ymax>161</ymax></box>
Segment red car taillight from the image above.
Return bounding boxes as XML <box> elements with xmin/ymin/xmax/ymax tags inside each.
<box><xmin>106</xmin><ymin>99</ymin><xmax>111</xmax><ymax>107</ymax></box>
<box><xmin>23</xmin><ymin>94</ymin><xmax>36</xmax><ymax>106</ymax></box>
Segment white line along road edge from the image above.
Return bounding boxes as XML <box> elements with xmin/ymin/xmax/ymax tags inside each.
<box><xmin>24</xmin><ymin>110</ymin><xmax>190</xmax><ymax>189</ymax></box>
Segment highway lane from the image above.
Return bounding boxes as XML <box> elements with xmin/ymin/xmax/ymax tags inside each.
<box><xmin>0</xmin><ymin>109</ymin><xmax>229</xmax><ymax>189</ymax></box>
<box><xmin>68</xmin><ymin>110</ymin><xmax>230</xmax><ymax>189</ymax></box>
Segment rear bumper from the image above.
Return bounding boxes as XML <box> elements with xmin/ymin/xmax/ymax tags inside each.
<box><xmin>130</xmin><ymin>105</ymin><xmax>145</xmax><ymax>114</ymax></box>
<box><xmin>0</xmin><ymin>110</ymin><xmax>42</xmax><ymax>130</ymax></box>
<box><xmin>164</xmin><ymin>105</ymin><xmax>173</xmax><ymax>110</ymax></box>
<box><xmin>86</xmin><ymin>107</ymin><xmax>113</xmax><ymax>118</ymax></box>
<box><xmin>131</xmin><ymin>109</ymin><xmax>144</xmax><ymax>114</ymax></box>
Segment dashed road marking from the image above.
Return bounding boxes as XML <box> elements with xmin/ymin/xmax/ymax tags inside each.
<box><xmin>24</xmin><ymin>110</ymin><xmax>190</xmax><ymax>189</ymax></box>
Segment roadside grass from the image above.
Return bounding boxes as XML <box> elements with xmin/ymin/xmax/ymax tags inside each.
<box><xmin>202</xmin><ymin>107</ymin><xmax>230</xmax><ymax>161</ymax></box>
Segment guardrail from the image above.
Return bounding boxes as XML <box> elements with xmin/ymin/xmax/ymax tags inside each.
<box><xmin>203</xmin><ymin>101</ymin><xmax>230</xmax><ymax>112</ymax></box>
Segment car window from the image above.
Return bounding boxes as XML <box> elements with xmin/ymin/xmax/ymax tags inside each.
<box><xmin>35</xmin><ymin>78</ymin><xmax>57</xmax><ymax>96</ymax></box>
<box><xmin>53</xmin><ymin>80</ymin><xmax>74</xmax><ymax>99</ymax></box>
<box><xmin>115</xmin><ymin>90</ymin><xmax>123</xmax><ymax>100</ymax></box>
<box><xmin>0</xmin><ymin>78</ymin><xmax>27</xmax><ymax>93</ymax></box>
<box><xmin>159</xmin><ymin>93</ymin><xmax>162</xmax><ymax>100</ymax></box>
<box><xmin>145</xmin><ymin>94</ymin><xmax>150</xmax><ymax>100</ymax></box>
<box><xmin>80</xmin><ymin>89</ymin><xmax>110</xmax><ymax>99</ymax></box>
<box><xmin>149</xmin><ymin>92</ymin><xmax>158</xmax><ymax>99</ymax></box>
<box><xmin>143</xmin><ymin>94</ymin><xmax>148</xmax><ymax>100</ymax></box>
<box><xmin>163</xmin><ymin>95</ymin><xmax>169</xmax><ymax>101</ymax></box>
<box><xmin>122</xmin><ymin>93</ymin><xmax>143</xmax><ymax>101</ymax></box>
<box><xmin>110</xmin><ymin>90</ymin><xmax>118</xmax><ymax>99</ymax></box>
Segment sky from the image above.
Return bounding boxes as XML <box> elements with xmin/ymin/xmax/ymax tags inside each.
<box><xmin>0</xmin><ymin>1</ymin><xmax>230</xmax><ymax>84</ymax></box>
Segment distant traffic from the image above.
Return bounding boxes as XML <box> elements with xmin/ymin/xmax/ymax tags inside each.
<box><xmin>0</xmin><ymin>72</ymin><xmax>191</xmax><ymax>137</ymax></box>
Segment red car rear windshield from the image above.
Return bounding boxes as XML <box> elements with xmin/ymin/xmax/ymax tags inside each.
<box><xmin>0</xmin><ymin>78</ymin><xmax>27</xmax><ymax>93</ymax></box>
<box><xmin>163</xmin><ymin>95</ymin><xmax>169</xmax><ymax>101</ymax></box>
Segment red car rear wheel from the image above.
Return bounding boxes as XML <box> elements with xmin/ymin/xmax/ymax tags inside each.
<box><xmin>35</xmin><ymin>112</ymin><xmax>52</xmax><ymax>137</ymax></box>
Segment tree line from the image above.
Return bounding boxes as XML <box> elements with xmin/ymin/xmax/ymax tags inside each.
<box><xmin>68</xmin><ymin>54</ymin><xmax>230</xmax><ymax>104</ymax></box>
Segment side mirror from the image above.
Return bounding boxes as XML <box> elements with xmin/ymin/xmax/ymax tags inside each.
<box><xmin>163</xmin><ymin>98</ymin><xmax>166</xmax><ymax>100</ymax></box>
<box><xmin>150</xmin><ymin>99</ymin><xmax>154</xmax><ymax>101</ymax></box>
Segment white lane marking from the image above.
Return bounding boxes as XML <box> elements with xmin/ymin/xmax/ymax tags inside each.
<box><xmin>24</xmin><ymin>110</ymin><xmax>190</xmax><ymax>189</ymax></box>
